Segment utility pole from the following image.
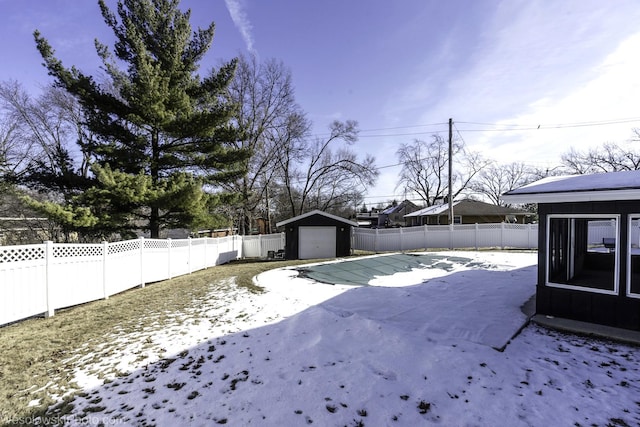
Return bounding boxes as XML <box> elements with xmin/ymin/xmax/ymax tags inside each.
<box><xmin>448</xmin><ymin>118</ymin><xmax>454</xmax><ymax>225</ymax></box>
<box><xmin>264</xmin><ymin>172</ymin><xmax>272</xmax><ymax>234</ymax></box>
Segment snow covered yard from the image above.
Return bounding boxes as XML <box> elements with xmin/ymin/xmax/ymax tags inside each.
<box><xmin>35</xmin><ymin>251</ymin><xmax>640</xmax><ymax>426</ymax></box>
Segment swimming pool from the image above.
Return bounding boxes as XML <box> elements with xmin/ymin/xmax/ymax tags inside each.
<box><xmin>296</xmin><ymin>253</ymin><xmax>495</xmax><ymax>286</ymax></box>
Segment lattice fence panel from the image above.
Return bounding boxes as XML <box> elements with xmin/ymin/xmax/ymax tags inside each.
<box><xmin>53</xmin><ymin>244</ymin><xmax>103</xmax><ymax>258</ymax></box>
<box><xmin>171</xmin><ymin>239</ymin><xmax>190</xmax><ymax>248</ymax></box>
<box><xmin>108</xmin><ymin>239</ymin><xmax>140</xmax><ymax>255</ymax></box>
<box><xmin>0</xmin><ymin>245</ymin><xmax>45</xmax><ymax>263</ymax></box>
<box><xmin>144</xmin><ymin>239</ymin><xmax>169</xmax><ymax>249</ymax></box>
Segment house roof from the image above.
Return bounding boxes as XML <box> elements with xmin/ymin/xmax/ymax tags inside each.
<box><xmin>275</xmin><ymin>210</ymin><xmax>359</xmax><ymax>228</ymax></box>
<box><xmin>405</xmin><ymin>199</ymin><xmax>531</xmax><ymax>218</ymax></box>
<box><xmin>405</xmin><ymin>200</ymin><xmax>462</xmax><ymax>218</ymax></box>
<box><xmin>380</xmin><ymin>200</ymin><xmax>417</xmax><ymax>215</ymax></box>
<box><xmin>501</xmin><ymin>170</ymin><xmax>640</xmax><ymax>204</ymax></box>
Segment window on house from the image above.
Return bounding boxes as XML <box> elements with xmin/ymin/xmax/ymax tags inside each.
<box><xmin>453</xmin><ymin>216</ymin><xmax>462</xmax><ymax>224</ymax></box>
<box><xmin>628</xmin><ymin>215</ymin><xmax>640</xmax><ymax>298</ymax></box>
<box><xmin>547</xmin><ymin>215</ymin><xmax>618</xmax><ymax>295</ymax></box>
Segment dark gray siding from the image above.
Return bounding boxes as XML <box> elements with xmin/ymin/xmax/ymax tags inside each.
<box><xmin>282</xmin><ymin>214</ymin><xmax>352</xmax><ymax>260</ymax></box>
<box><xmin>537</xmin><ymin>200</ymin><xmax>640</xmax><ymax>330</ymax></box>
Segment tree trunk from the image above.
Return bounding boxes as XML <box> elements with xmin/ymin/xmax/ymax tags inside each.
<box><xmin>150</xmin><ymin>130</ymin><xmax>160</xmax><ymax>238</ymax></box>
<box><xmin>240</xmin><ymin>177</ymin><xmax>249</xmax><ymax>235</ymax></box>
<box><xmin>150</xmin><ymin>207</ymin><xmax>160</xmax><ymax>238</ymax></box>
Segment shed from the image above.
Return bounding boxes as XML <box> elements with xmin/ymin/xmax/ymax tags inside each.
<box><xmin>404</xmin><ymin>199</ymin><xmax>532</xmax><ymax>226</ymax></box>
<box><xmin>502</xmin><ymin>170</ymin><xmax>640</xmax><ymax>331</ymax></box>
<box><xmin>276</xmin><ymin>210</ymin><xmax>358</xmax><ymax>260</ymax></box>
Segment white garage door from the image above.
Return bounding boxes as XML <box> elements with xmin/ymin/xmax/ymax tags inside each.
<box><xmin>299</xmin><ymin>226</ymin><xmax>336</xmax><ymax>259</ymax></box>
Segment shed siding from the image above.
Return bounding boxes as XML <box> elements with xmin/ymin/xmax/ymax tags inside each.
<box><xmin>537</xmin><ymin>200</ymin><xmax>640</xmax><ymax>330</ymax></box>
<box><xmin>282</xmin><ymin>213</ymin><xmax>353</xmax><ymax>260</ymax></box>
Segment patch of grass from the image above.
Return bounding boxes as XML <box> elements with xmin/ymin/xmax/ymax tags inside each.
<box><xmin>417</xmin><ymin>400</ymin><xmax>432</xmax><ymax>414</ymax></box>
<box><xmin>166</xmin><ymin>382</ymin><xmax>186</xmax><ymax>392</ymax></box>
<box><xmin>0</xmin><ymin>258</ymin><xmax>316</xmax><ymax>422</ymax></box>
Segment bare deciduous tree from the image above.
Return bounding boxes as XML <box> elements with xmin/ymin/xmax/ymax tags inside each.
<box><xmin>0</xmin><ymin>81</ymin><xmax>92</xmax><ymax>198</ymax></box>
<box><xmin>561</xmin><ymin>136</ymin><xmax>640</xmax><ymax>174</ymax></box>
<box><xmin>0</xmin><ymin>81</ymin><xmax>97</xmax><ymax>242</ymax></box>
<box><xmin>225</xmin><ymin>56</ymin><xmax>378</xmax><ymax>228</ymax></box>
<box><xmin>275</xmin><ymin>119</ymin><xmax>378</xmax><ymax>218</ymax></box>
<box><xmin>225</xmin><ymin>55</ymin><xmax>304</xmax><ymax>234</ymax></box>
<box><xmin>471</xmin><ymin>162</ymin><xmax>536</xmax><ymax>206</ymax></box>
<box><xmin>396</xmin><ymin>135</ymin><xmax>489</xmax><ymax>206</ymax></box>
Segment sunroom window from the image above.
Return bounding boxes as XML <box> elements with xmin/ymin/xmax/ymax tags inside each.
<box><xmin>628</xmin><ymin>215</ymin><xmax>640</xmax><ymax>297</ymax></box>
<box><xmin>547</xmin><ymin>215</ymin><xmax>618</xmax><ymax>294</ymax></box>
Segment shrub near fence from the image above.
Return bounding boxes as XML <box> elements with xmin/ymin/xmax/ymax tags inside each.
<box><xmin>0</xmin><ymin>234</ymin><xmax>284</xmax><ymax>327</ymax></box>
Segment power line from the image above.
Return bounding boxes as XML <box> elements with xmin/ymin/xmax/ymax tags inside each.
<box><xmin>310</xmin><ymin>116</ymin><xmax>640</xmax><ymax>139</ymax></box>
<box><xmin>310</xmin><ymin>121</ymin><xmax>448</xmax><ymax>139</ymax></box>
<box><xmin>455</xmin><ymin>117</ymin><xmax>640</xmax><ymax>132</ymax></box>
<box><xmin>452</xmin><ymin>122</ymin><xmax>467</xmax><ymax>146</ymax></box>
<box><xmin>269</xmin><ymin>115</ymin><xmax>640</xmax><ymax>205</ymax></box>
<box><xmin>357</xmin><ymin>130</ymin><xmax>448</xmax><ymax>138</ymax></box>
<box><xmin>357</xmin><ymin>122</ymin><xmax>449</xmax><ymax>133</ymax></box>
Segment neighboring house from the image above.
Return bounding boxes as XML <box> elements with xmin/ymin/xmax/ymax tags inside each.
<box><xmin>378</xmin><ymin>200</ymin><xmax>420</xmax><ymax>227</ymax></box>
<box><xmin>502</xmin><ymin>169</ymin><xmax>640</xmax><ymax>331</ymax></box>
<box><xmin>0</xmin><ymin>216</ymin><xmax>53</xmax><ymax>245</ymax></box>
<box><xmin>355</xmin><ymin>207</ymin><xmax>383</xmax><ymax>228</ymax></box>
<box><xmin>0</xmin><ymin>192</ymin><xmax>54</xmax><ymax>245</ymax></box>
<box><xmin>404</xmin><ymin>199</ymin><xmax>532</xmax><ymax>226</ymax></box>
<box><xmin>254</xmin><ymin>217</ymin><xmax>270</xmax><ymax>234</ymax></box>
<box><xmin>195</xmin><ymin>228</ymin><xmax>237</xmax><ymax>238</ymax></box>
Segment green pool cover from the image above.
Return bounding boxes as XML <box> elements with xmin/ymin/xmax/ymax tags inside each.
<box><xmin>297</xmin><ymin>253</ymin><xmax>483</xmax><ymax>286</ymax></box>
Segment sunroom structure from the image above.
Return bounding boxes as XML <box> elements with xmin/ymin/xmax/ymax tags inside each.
<box><xmin>502</xmin><ymin>170</ymin><xmax>640</xmax><ymax>331</ymax></box>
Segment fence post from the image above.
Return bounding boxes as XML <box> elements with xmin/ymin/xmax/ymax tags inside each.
<box><xmin>167</xmin><ymin>238</ymin><xmax>172</xmax><ymax>280</ymax></box>
<box><xmin>203</xmin><ymin>237</ymin><xmax>208</xmax><ymax>268</ymax></box>
<box><xmin>529</xmin><ymin>224</ymin><xmax>535</xmax><ymax>249</ymax></box>
<box><xmin>232</xmin><ymin>235</ymin><xmax>237</xmax><ymax>259</ymax></box>
<box><xmin>212</xmin><ymin>237</ymin><xmax>219</xmax><ymax>267</ymax></box>
<box><xmin>424</xmin><ymin>225</ymin><xmax>428</xmax><ymax>250</ymax></box>
<box><xmin>501</xmin><ymin>222</ymin><xmax>505</xmax><ymax>249</ymax></box>
<box><xmin>475</xmin><ymin>223</ymin><xmax>479</xmax><ymax>251</ymax></box>
<box><xmin>399</xmin><ymin>227</ymin><xmax>404</xmax><ymax>253</ymax></box>
<box><xmin>188</xmin><ymin>237</ymin><xmax>192</xmax><ymax>274</ymax></box>
<box><xmin>350</xmin><ymin>227</ymin><xmax>354</xmax><ymax>255</ymax></box>
<box><xmin>44</xmin><ymin>241</ymin><xmax>55</xmax><ymax>318</ymax></box>
<box><xmin>449</xmin><ymin>224</ymin><xmax>454</xmax><ymax>250</ymax></box>
<box><xmin>139</xmin><ymin>237</ymin><xmax>145</xmax><ymax>288</ymax></box>
<box><xmin>374</xmin><ymin>228</ymin><xmax>379</xmax><ymax>253</ymax></box>
<box><xmin>102</xmin><ymin>241</ymin><xmax>109</xmax><ymax>299</ymax></box>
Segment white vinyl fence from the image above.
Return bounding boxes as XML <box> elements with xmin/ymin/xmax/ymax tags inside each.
<box><xmin>1</xmin><ymin>224</ymin><xmax>536</xmax><ymax>327</ymax></box>
<box><xmin>352</xmin><ymin>223</ymin><xmax>538</xmax><ymax>253</ymax></box>
<box><xmin>0</xmin><ymin>234</ymin><xmax>284</xmax><ymax>326</ymax></box>
<box><xmin>586</xmin><ymin>220</ymin><xmax>617</xmax><ymax>245</ymax></box>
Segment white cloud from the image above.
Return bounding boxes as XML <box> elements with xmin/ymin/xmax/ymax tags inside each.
<box><xmin>224</xmin><ymin>0</ymin><xmax>256</xmax><ymax>55</ymax></box>
<box><xmin>468</xmin><ymin>31</ymin><xmax>640</xmax><ymax>168</ymax></box>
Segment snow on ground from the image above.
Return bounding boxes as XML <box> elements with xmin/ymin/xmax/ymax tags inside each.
<box><xmin>43</xmin><ymin>251</ymin><xmax>640</xmax><ymax>426</ymax></box>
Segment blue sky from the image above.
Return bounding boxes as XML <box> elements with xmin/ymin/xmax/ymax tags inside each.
<box><xmin>1</xmin><ymin>0</ymin><xmax>640</xmax><ymax>205</ymax></box>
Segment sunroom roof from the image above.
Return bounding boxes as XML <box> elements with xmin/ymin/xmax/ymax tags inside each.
<box><xmin>501</xmin><ymin>170</ymin><xmax>640</xmax><ymax>204</ymax></box>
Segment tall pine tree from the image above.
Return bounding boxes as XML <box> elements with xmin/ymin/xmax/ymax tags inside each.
<box><xmin>32</xmin><ymin>0</ymin><xmax>247</xmax><ymax>238</ymax></box>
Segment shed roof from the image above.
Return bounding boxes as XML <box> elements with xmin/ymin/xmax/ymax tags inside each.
<box><xmin>276</xmin><ymin>209</ymin><xmax>359</xmax><ymax>228</ymax></box>
<box><xmin>501</xmin><ymin>170</ymin><xmax>640</xmax><ymax>204</ymax></box>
